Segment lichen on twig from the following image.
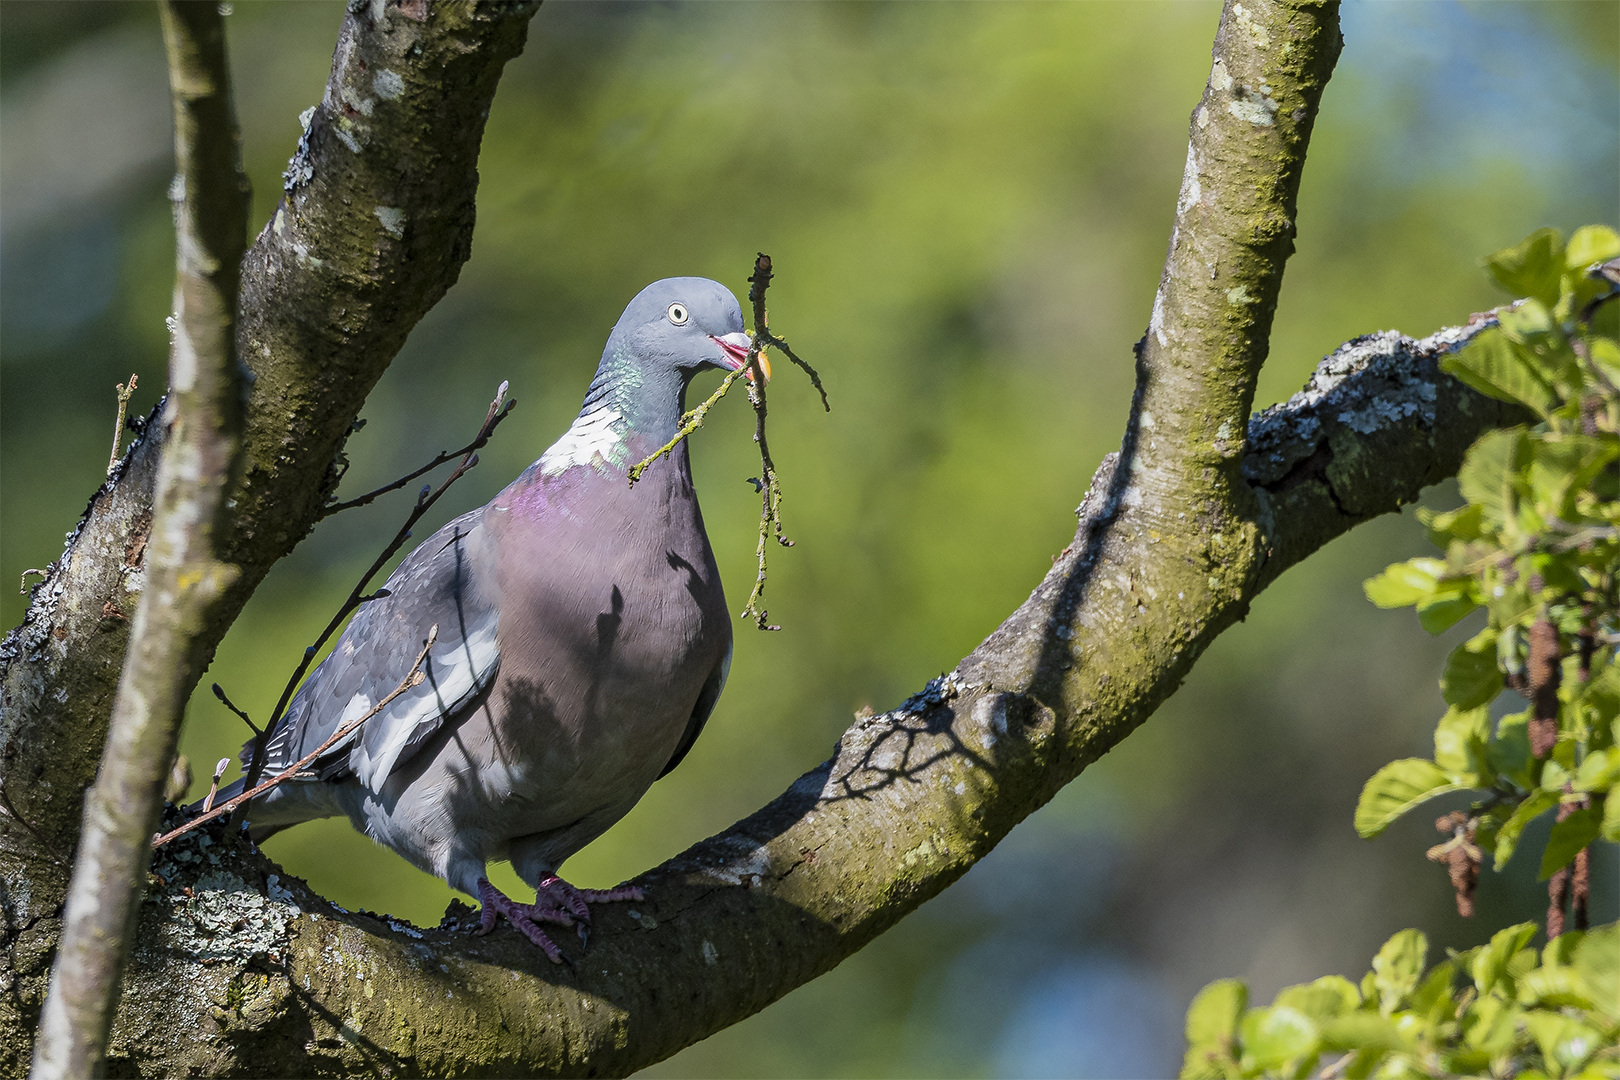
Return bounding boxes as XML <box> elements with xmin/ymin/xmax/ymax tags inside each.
<box><xmin>627</xmin><ymin>365</ymin><xmax>751</xmax><ymax>485</ymax></box>
<box><xmin>626</xmin><ymin>253</ymin><xmax>829</xmax><ymax>630</ymax></box>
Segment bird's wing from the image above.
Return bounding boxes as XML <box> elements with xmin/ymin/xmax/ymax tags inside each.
<box><xmin>248</xmin><ymin>509</ymin><xmax>501</xmax><ymax>794</ymax></box>
<box><xmin>657</xmin><ymin>639</ymin><xmax>731</xmax><ymax>779</ymax></box>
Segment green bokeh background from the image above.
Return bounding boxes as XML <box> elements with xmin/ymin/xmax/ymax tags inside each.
<box><xmin>2</xmin><ymin>2</ymin><xmax>1616</xmax><ymax>1075</ymax></box>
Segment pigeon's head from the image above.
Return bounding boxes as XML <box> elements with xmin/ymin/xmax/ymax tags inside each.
<box><xmin>607</xmin><ymin>277</ymin><xmax>771</xmax><ymax>384</ymax></box>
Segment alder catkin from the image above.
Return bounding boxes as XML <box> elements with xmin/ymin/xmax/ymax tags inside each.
<box><xmin>1526</xmin><ymin>618</ymin><xmax>1561</xmax><ymax>758</ymax></box>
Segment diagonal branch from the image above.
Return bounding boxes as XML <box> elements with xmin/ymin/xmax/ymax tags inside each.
<box><xmin>31</xmin><ymin>4</ymin><xmax>250</xmax><ymax>1075</ymax></box>
<box><xmin>114</xmin><ymin>315</ymin><xmax>1520</xmax><ymax>1078</ymax></box>
<box><xmin>0</xmin><ymin>9</ymin><xmax>542</xmax><ymax>1052</ymax></box>
<box><xmin>0</xmin><ymin>2</ymin><xmax>1546</xmax><ymax>1076</ymax></box>
<box><xmin>154</xmin><ymin>626</ymin><xmax>437</xmax><ymax>849</ymax></box>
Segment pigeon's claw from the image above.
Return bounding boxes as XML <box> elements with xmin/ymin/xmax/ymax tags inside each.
<box><xmin>536</xmin><ymin>875</ymin><xmax>645</xmax><ymax>925</ymax></box>
<box><xmin>474</xmin><ymin>876</ymin><xmax>645</xmax><ymax>962</ymax></box>
<box><xmin>473</xmin><ymin>878</ymin><xmax>574</xmax><ymax>964</ymax></box>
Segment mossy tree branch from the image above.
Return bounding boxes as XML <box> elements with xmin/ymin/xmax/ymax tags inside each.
<box><xmin>32</xmin><ymin>5</ymin><xmax>250</xmax><ymax>1075</ymax></box>
<box><xmin>0</xmin><ymin>1</ymin><xmax>540</xmax><ymax>1069</ymax></box>
<box><xmin>0</xmin><ymin>1</ymin><xmax>1544</xmax><ymax>1076</ymax></box>
<box><xmin>103</xmin><ymin>315</ymin><xmax>1517</xmax><ymax>1079</ymax></box>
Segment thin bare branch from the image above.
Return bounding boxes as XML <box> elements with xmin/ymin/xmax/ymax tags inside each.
<box><xmin>739</xmin><ymin>253</ymin><xmax>792</xmax><ymax>631</ymax></box>
<box><xmin>237</xmin><ymin>383</ymin><xmax>508</xmax><ymax>804</ymax></box>
<box><xmin>154</xmin><ymin>627</ymin><xmax>436</xmax><ymax>849</ymax></box>
<box><xmin>107</xmin><ymin>375</ymin><xmax>138</xmax><ymax>477</ymax></box>
<box><xmin>762</xmin><ymin>332</ymin><xmax>828</xmax><ymax>411</ymax></box>
<box><xmin>319</xmin><ymin>387</ymin><xmax>516</xmax><ymax>517</ymax></box>
<box><xmin>210</xmin><ymin>682</ymin><xmax>259</xmax><ymax>735</ymax></box>
<box><xmin>32</xmin><ymin>3</ymin><xmax>250</xmax><ymax>1076</ymax></box>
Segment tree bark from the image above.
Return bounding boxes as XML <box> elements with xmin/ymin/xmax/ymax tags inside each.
<box><xmin>31</xmin><ymin>5</ymin><xmax>251</xmax><ymax>1076</ymax></box>
<box><xmin>0</xmin><ymin>0</ymin><xmax>1537</xmax><ymax>1075</ymax></box>
<box><xmin>0</xmin><ymin>3</ymin><xmax>538</xmax><ymax>1069</ymax></box>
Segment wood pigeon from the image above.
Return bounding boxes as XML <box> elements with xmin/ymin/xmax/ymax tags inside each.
<box><xmin>218</xmin><ymin>278</ymin><xmax>754</xmax><ymax>961</ymax></box>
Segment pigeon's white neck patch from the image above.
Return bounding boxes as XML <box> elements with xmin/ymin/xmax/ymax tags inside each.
<box><xmin>537</xmin><ymin>404</ymin><xmax>624</xmax><ymax>476</ymax></box>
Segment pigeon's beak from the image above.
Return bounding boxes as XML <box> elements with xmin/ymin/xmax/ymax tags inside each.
<box><xmin>711</xmin><ymin>332</ymin><xmax>771</xmax><ymax>382</ymax></box>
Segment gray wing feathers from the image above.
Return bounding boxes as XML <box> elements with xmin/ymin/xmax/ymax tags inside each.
<box><xmin>248</xmin><ymin>509</ymin><xmax>500</xmax><ymax>792</ymax></box>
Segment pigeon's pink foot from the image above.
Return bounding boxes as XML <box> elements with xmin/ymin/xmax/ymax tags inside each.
<box><xmin>537</xmin><ymin>874</ymin><xmax>645</xmax><ymax>918</ymax></box>
<box><xmin>473</xmin><ymin>877</ymin><xmax>577</xmax><ymax>963</ymax></box>
<box><xmin>473</xmin><ymin>876</ymin><xmax>645</xmax><ymax>962</ymax></box>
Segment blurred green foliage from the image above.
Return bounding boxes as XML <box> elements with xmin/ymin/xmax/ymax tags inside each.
<box><xmin>3</xmin><ymin>3</ymin><xmax>1618</xmax><ymax>1075</ymax></box>
<box><xmin>1184</xmin><ymin>229</ymin><xmax>1620</xmax><ymax>1078</ymax></box>
<box><xmin>1184</xmin><ymin>922</ymin><xmax>1619</xmax><ymax>1079</ymax></box>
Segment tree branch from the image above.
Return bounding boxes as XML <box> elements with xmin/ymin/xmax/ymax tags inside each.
<box><xmin>31</xmin><ymin>4</ymin><xmax>249</xmax><ymax>1075</ymax></box>
<box><xmin>100</xmin><ymin>315</ymin><xmax>1515</xmax><ymax>1079</ymax></box>
<box><xmin>0</xmin><ymin>2</ymin><xmax>1545</xmax><ymax>1076</ymax></box>
<box><xmin>0</xmin><ymin>5</ymin><xmax>539</xmax><ymax>1066</ymax></box>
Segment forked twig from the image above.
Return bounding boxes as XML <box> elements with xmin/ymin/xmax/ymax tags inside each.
<box><xmin>320</xmin><ymin>389</ymin><xmax>516</xmax><ymax>517</ymax></box>
<box><xmin>761</xmin><ymin>332</ymin><xmax>828</xmax><ymax>412</ymax></box>
<box><xmin>740</xmin><ymin>254</ymin><xmax>790</xmax><ymax>631</ymax></box>
<box><xmin>232</xmin><ymin>383</ymin><xmax>510</xmax><ymax>811</ymax></box>
<box><xmin>626</xmin><ymin>254</ymin><xmax>828</xmax><ymax>629</ymax></box>
<box><xmin>154</xmin><ymin>626</ymin><xmax>438</xmax><ymax>849</ymax></box>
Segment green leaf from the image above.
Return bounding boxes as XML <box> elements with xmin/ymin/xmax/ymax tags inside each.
<box><xmin>1572</xmin><ymin>923</ymin><xmax>1619</xmax><ymax>1022</ymax></box>
<box><xmin>1461</xmin><ymin>994</ymin><xmax>1519</xmax><ymax>1054</ymax></box>
<box><xmin>1528</xmin><ymin>435</ymin><xmax>1619</xmax><ymax>520</ymax></box>
<box><xmin>1489</xmin><ymin>711</ymin><xmax>1535</xmax><ymax>791</ymax></box>
<box><xmin>1457</xmin><ymin>427</ymin><xmax>1530</xmax><ymax>526</ymax></box>
<box><xmin>1176</xmin><ymin>1047</ymin><xmax>1233</xmax><ymax>1080</ymax></box>
<box><xmin>1371</xmin><ymin>929</ymin><xmax>1428</xmax><ymax>1015</ymax></box>
<box><xmin>1274</xmin><ymin>976</ymin><xmax>1360</xmax><ymax>1022</ymax></box>
<box><xmin>1364</xmin><ymin>558</ymin><xmax>1448</xmax><ymax>609</ymax></box>
<box><xmin>1471</xmin><ymin>922</ymin><xmax>1539</xmax><ymax>997</ymax></box>
<box><xmin>1566</xmin><ymin>224</ymin><xmax>1620</xmax><ymax>270</ymax></box>
<box><xmin>1539</xmin><ymin>807</ymin><xmax>1601</xmax><ymax>880</ymax></box>
<box><xmin>1485</xmin><ymin>227</ymin><xmax>1564</xmax><ymax>307</ymax></box>
<box><xmin>1420</xmin><ymin>503</ymin><xmax>1484</xmax><ymax>545</ymax></box>
<box><xmin>1185</xmin><ymin>978</ymin><xmax>1247</xmax><ymax>1048</ymax></box>
<box><xmin>1434</xmin><ymin>705</ymin><xmax>1491</xmax><ymax>782</ymax></box>
<box><xmin>1591</xmin><ymin>335</ymin><xmax>1620</xmax><ymax>385</ymax></box>
<box><xmin>1442</xmin><ymin>644</ymin><xmax>1503</xmax><ymax>710</ymax></box>
<box><xmin>1579</xmin><ymin>665</ymin><xmax>1620</xmax><ymax>731</ymax></box>
<box><xmin>1238</xmin><ymin>1006</ymin><xmax>1317</xmax><ymax>1072</ymax></box>
<box><xmin>1604</xmin><ymin>792</ymin><xmax>1620</xmax><ymax>844</ymax></box>
<box><xmin>1498</xmin><ymin>297</ymin><xmax>1561</xmax><ymax>341</ymax></box>
<box><xmin>1354</xmin><ymin>759</ymin><xmax>1469</xmax><ymax>839</ymax></box>
<box><xmin>1574</xmin><ymin>748</ymin><xmax>1619</xmax><ymax>793</ymax></box>
<box><xmin>1524</xmin><ymin>1010</ymin><xmax>1603</xmax><ymax>1076</ymax></box>
<box><xmin>1418</xmin><ymin>594</ymin><xmax>1479</xmax><ymax>635</ymax></box>
<box><xmin>1517</xmin><ymin>966</ymin><xmax>1596</xmax><ymax>1011</ymax></box>
<box><xmin>1445</xmin><ymin>330</ymin><xmax>1558</xmax><ymax>415</ymax></box>
<box><xmin>1494</xmin><ymin>790</ymin><xmax>1559</xmax><ymax>869</ymax></box>
<box><xmin>1410</xmin><ymin>960</ymin><xmax>1459</xmax><ymax>1025</ymax></box>
<box><xmin>1318</xmin><ymin>1012</ymin><xmax>1405</xmax><ymax>1053</ymax></box>
<box><xmin>1543</xmin><ymin>931</ymin><xmax>1584</xmax><ymax>969</ymax></box>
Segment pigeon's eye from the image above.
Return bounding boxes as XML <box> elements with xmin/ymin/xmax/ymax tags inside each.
<box><xmin>666</xmin><ymin>302</ymin><xmax>689</xmax><ymax>326</ymax></box>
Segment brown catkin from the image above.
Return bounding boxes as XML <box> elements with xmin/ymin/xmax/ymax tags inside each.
<box><xmin>1527</xmin><ymin>618</ymin><xmax>1561</xmax><ymax>758</ymax></box>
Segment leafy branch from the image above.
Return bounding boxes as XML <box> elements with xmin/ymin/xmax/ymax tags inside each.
<box><xmin>1183</xmin><ymin>226</ymin><xmax>1620</xmax><ymax>1080</ymax></box>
